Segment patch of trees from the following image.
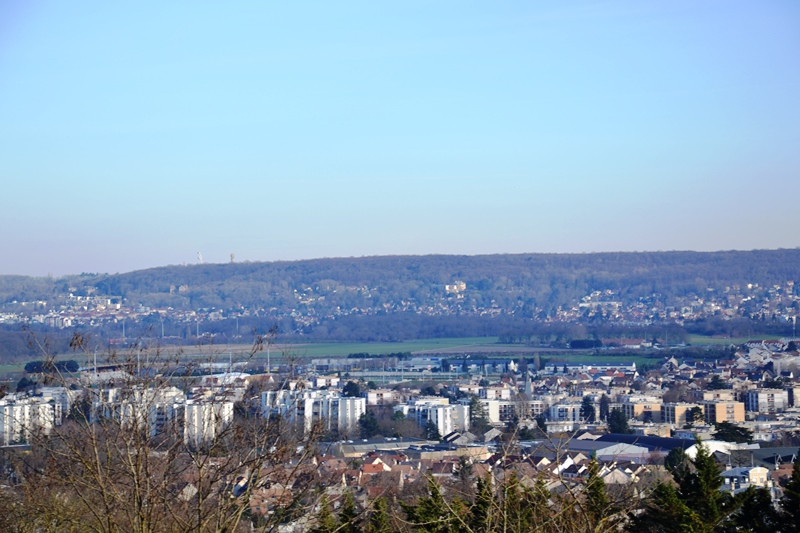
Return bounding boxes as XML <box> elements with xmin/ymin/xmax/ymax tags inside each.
<box><xmin>570</xmin><ymin>339</ymin><xmax>603</xmax><ymax>349</ymax></box>
<box><xmin>631</xmin><ymin>442</ymin><xmax>792</xmax><ymax>532</ymax></box>
<box><xmin>24</xmin><ymin>360</ymin><xmax>79</xmax><ymax>373</ymax></box>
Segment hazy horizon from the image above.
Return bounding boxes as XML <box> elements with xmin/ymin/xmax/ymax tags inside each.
<box><xmin>2</xmin><ymin>1</ymin><xmax>798</xmax><ymax>276</ymax></box>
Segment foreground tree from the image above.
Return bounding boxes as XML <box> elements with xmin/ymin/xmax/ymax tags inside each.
<box><xmin>781</xmin><ymin>456</ymin><xmax>800</xmax><ymax>531</ymax></box>
<box><xmin>630</xmin><ymin>441</ymin><xmax>741</xmax><ymax>533</ymax></box>
<box><xmin>0</xmin><ymin>330</ymin><xmax>331</xmax><ymax>533</ymax></box>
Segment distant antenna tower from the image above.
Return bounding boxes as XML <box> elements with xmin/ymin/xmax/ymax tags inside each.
<box><xmin>230</xmin><ymin>253</ymin><xmax>235</xmax><ymax>264</ymax></box>
<box><xmin>197</xmin><ymin>252</ymin><xmax>203</xmax><ymax>264</ymax></box>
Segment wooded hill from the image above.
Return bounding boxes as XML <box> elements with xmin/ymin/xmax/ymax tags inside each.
<box><xmin>3</xmin><ymin>249</ymin><xmax>798</xmax><ymax>312</ymax></box>
<box><xmin>0</xmin><ymin>250</ymin><xmax>798</xmax><ymax>350</ymax></box>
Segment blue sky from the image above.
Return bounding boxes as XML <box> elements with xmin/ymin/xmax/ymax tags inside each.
<box><xmin>1</xmin><ymin>1</ymin><xmax>798</xmax><ymax>276</ymax></box>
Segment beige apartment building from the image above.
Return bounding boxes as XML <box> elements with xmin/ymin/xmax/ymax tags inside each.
<box><xmin>662</xmin><ymin>402</ymin><xmax>703</xmax><ymax>425</ymax></box>
<box><xmin>620</xmin><ymin>396</ymin><xmax>662</xmax><ymax>422</ymax></box>
<box><xmin>702</xmin><ymin>400</ymin><xmax>745</xmax><ymax>424</ymax></box>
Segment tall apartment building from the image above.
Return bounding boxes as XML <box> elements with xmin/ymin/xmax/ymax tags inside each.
<box><xmin>479</xmin><ymin>387</ymin><xmax>512</xmax><ymax>400</ymax></box>
<box><xmin>262</xmin><ymin>389</ymin><xmax>365</xmax><ymax>435</ymax></box>
<box><xmin>0</xmin><ymin>395</ymin><xmax>61</xmax><ymax>445</ymax></box>
<box><xmin>702</xmin><ymin>400</ymin><xmax>745</xmax><ymax>424</ymax></box>
<box><xmin>365</xmin><ymin>389</ymin><xmax>396</xmax><ymax>405</ymax></box>
<box><xmin>90</xmin><ymin>386</ymin><xmax>187</xmax><ymax>438</ymax></box>
<box><xmin>494</xmin><ymin>399</ymin><xmax>547</xmax><ymax>422</ymax></box>
<box><xmin>742</xmin><ymin>389</ymin><xmax>789</xmax><ymax>414</ymax></box>
<box><xmin>620</xmin><ymin>396</ymin><xmax>663</xmax><ymax>423</ymax></box>
<box><xmin>662</xmin><ymin>403</ymin><xmax>703</xmax><ymax>425</ymax></box>
<box><xmin>548</xmin><ymin>402</ymin><xmax>583</xmax><ymax>422</ymax></box>
<box><xmin>394</xmin><ymin>398</ymin><xmax>469</xmax><ymax>437</ymax></box>
<box><xmin>184</xmin><ymin>398</ymin><xmax>234</xmax><ymax>447</ymax></box>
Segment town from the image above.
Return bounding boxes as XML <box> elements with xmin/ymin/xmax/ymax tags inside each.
<box><xmin>1</xmin><ymin>277</ymin><xmax>797</xmax><ymax>341</ymax></box>
<box><xmin>2</xmin><ymin>333</ymin><xmax>799</xmax><ymax>531</ymax></box>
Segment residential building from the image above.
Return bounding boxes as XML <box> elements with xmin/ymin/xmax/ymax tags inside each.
<box><xmin>742</xmin><ymin>389</ymin><xmax>789</xmax><ymax>414</ymax></box>
<box><xmin>184</xmin><ymin>398</ymin><xmax>234</xmax><ymax>447</ymax></box>
<box><xmin>620</xmin><ymin>396</ymin><xmax>662</xmax><ymax>423</ymax></box>
<box><xmin>394</xmin><ymin>399</ymin><xmax>469</xmax><ymax>437</ymax></box>
<box><xmin>365</xmin><ymin>389</ymin><xmax>396</xmax><ymax>405</ymax></box>
<box><xmin>662</xmin><ymin>403</ymin><xmax>703</xmax><ymax>426</ymax></box>
<box><xmin>0</xmin><ymin>395</ymin><xmax>61</xmax><ymax>445</ymax></box>
<box><xmin>262</xmin><ymin>389</ymin><xmax>365</xmax><ymax>434</ymax></box>
<box><xmin>702</xmin><ymin>401</ymin><xmax>745</xmax><ymax>424</ymax></box>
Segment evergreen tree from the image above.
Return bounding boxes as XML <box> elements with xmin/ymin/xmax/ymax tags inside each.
<box><xmin>339</xmin><ymin>491</ymin><xmax>361</xmax><ymax>533</ymax></box>
<box><xmin>469</xmin><ymin>395</ymin><xmax>491</xmax><ymax>434</ymax></box>
<box><xmin>629</xmin><ymin>482</ymin><xmax>707</xmax><ymax>533</ymax></box>
<box><xmin>343</xmin><ymin>381</ymin><xmax>362</xmax><ymax>397</ymax></box>
<box><xmin>712</xmin><ymin>421</ymin><xmax>753</xmax><ymax>443</ymax></box>
<box><xmin>607</xmin><ymin>408</ymin><xmax>631</xmax><ymax>434</ymax></box>
<box><xmin>599</xmin><ymin>394</ymin><xmax>610</xmax><ymax>421</ymax></box>
<box><xmin>359</xmin><ymin>411</ymin><xmax>380</xmax><ymax>439</ymax></box>
<box><xmin>664</xmin><ymin>447</ymin><xmax>689</xmax><ymax>474</ymax></box>
<box><xmin>402</xmin><ymin>475</ymin><xmax>461</xmax><ymax>533</ymax></box>
<box><xmin>679</xmin><ymin>440</ymin><xmax>730</xmax><ymax>528</ymax></box>
<box><xmin>630</xmin><ymin>441</ymin><xmax>734</xmax><ymax>533</ymax></box>
<box><xmin>725</xmin><ymin>487</ymin><xmax>780</xmax><ymax>533</ymax></box>
<box><xmin>584</xmin><ymin>456</ymin><xmax>610</xmax><ymax>528</ymax></box>
<box><xmin>781</xmin><ymin>456</ymin><xmax>800</xmax><ymax>531</ymax></box>
<box><xmin>581</xmin><ymin>395</ymin><xmax>596</xmax><ymax>422</ymax></box>
<box><xmin>368</xmin><ymin>497</ymin><xmax>391</xmax><ymax>533</ymax></box>
<box><xmin>469</xmin><ymin>475</ymin><xmax>494</xmax><ymax>533</ymax></box>
<box><xmin>424</xmin><ymin>420</ymin><xmax>441</xmax><ymax>441</ymax></box>
<box><xmin>312</xmin><ymin>494</ymin><xmax>338</xmax><ymax>533</ymax></box>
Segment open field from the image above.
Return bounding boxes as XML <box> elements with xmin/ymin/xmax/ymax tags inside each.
<box><xmin>687</xmin><ymin>334</ymin><xmax>771</xmax><ymax>346</ymax></box>
<box><xmin>0</xmin><ymin>334</ymin><xmax>747</xmax><ymax>381</ymax></box>
<box><xmin>273</xmin><ymin>337</ymin><xmax>500</xmax><ymax>358</ymax></box>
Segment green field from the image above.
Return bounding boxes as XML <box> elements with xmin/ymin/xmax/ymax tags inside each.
<box><xmin>269</xmin><ymin>337</ymin><xmax>501</xmax><ymax>358</ymax></box>
<box><xmin>687</xmin><ymin>334</ymin><xmax>771</xmax><ymax>346</ymax></box>
<box><xmin>0</xmin><ymin>334</ymin><xmax>747</xmax><ymax>381</ymax></box>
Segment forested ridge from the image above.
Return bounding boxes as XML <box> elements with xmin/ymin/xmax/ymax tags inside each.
<box><xmin>0</xmin><ymin>250</ymin><xmax>798</xmax><ymax>354</ymax></box>
<box><xmin>3</xmin><ymin>249</ymin><xmax>798</xmax><ymax>310</ymax></box>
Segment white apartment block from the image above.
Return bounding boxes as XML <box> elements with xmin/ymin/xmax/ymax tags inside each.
<box><xmin>365</xmin><ymin>389</ymin><xmax>396</xmax><ymax>405</ymax></box>
<box><xmin>493</xmin><ymin>399</ymin><xmax>547</xmax><ymax>422</ymax></box>
<box><xmin>262</xmin><ymin>389</ymin><xmax>365</xmax><ymax>434</ymax></box>
<box><xmin>461</xmin><ymin>398</ymin><xmax>501</xmax><ymax>424</ymax></box>
<box><xmin>395</xmin><ymin>399</ymin><xmax>469</xmax><ymax>437</ymax></box>
<box><xmin>91</xmin><ymin>386</ymin><xmax>187</xmax><ymax>437</ymax></box>
<box><xmin>548</xmin><ymin>402</ymin><xmax>583</xmax><ymax>422</ymax></box>
<box><xmin>479</xmin><ymin>387</ymin><xmax>512</xmax><ymax>400</ymax></box>
<box><xmin>313</xmin><ymin>375</ymin><xmax>341</xmax><ymax>389</ymax></box>
<box><xmin>0</xmin><ymin>395</ymin><xmax>62</xmax><ymax>445</ymax></box>
<box><xmin>743</xmin><ymin>389</ymin><xmax>789</xmax><ymax>414</ymax></box>
<box><xmin>184</xmin><ymin>398</ymin><xmax>234</xmax><ymax>447</ymax></box>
